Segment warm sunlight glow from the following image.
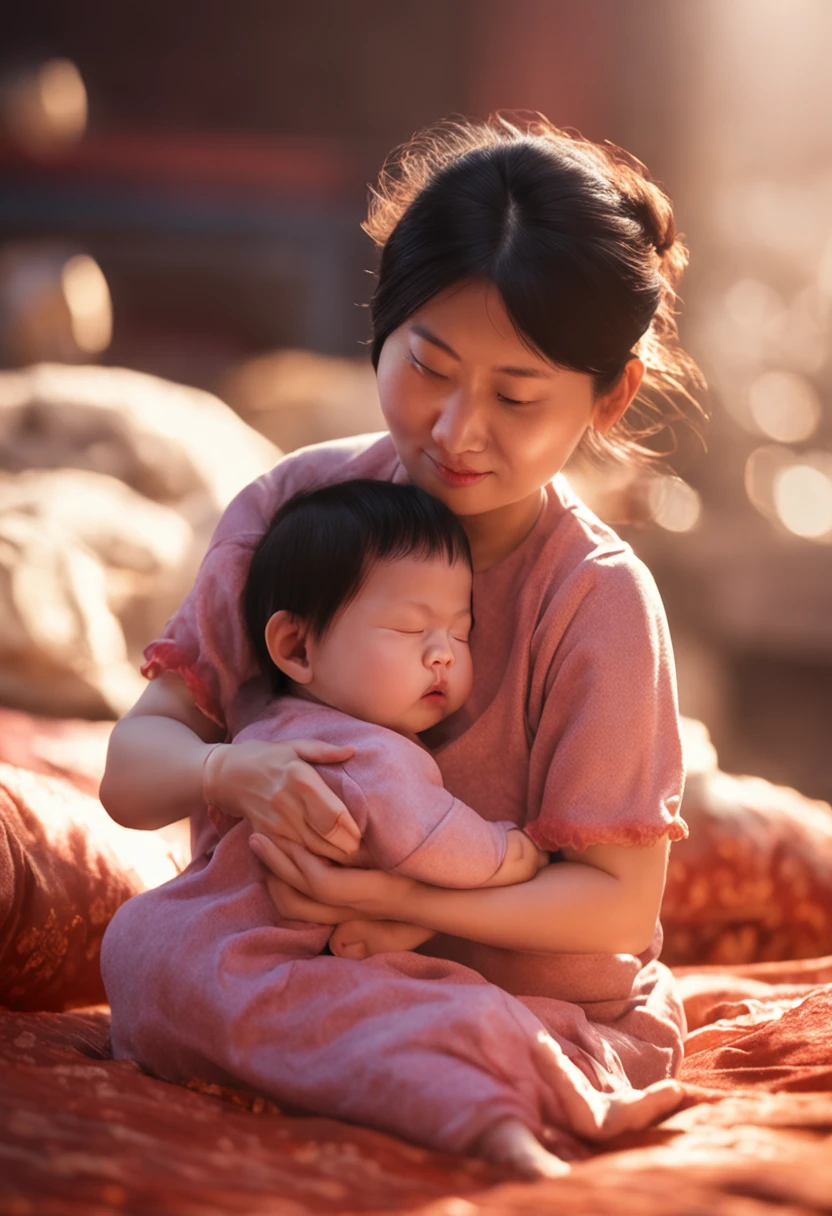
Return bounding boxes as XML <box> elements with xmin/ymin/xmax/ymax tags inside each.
<box><xmin>647</xmin><ymin>477</ymin><xmax>702</xmax><ymax>533</ymax></box>
<box><xmin>744</xmin><ymin>444</ymin><xmax>794</xmax><ymax>516</ymax></box>
<box><xmin>748</xmin><ymin>370</ymin><xmax>821</xmax><ymax>443</ymax></box>
<box><xmin>61</xmin><ymin>255</ymin><xmax>113</xmax><ymax>353</ymax></box>
<box><xmin>773</xmin><ymin>462</ymin><xmax>832</xmax><ymax>539</ymax></box>
<box><xmin>38</xmin><ymin>59</ymin><xmax>88</xmax><ymax>142</ymax></box>
<box><xmin>2</xmin><ymin>59</ymin><xmax>88</xmax><ymax>150</ymax></box>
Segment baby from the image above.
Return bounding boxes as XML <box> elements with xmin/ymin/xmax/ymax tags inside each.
<box><xmin>213</xmin><ymin>477</ymin><xmax>547</xmax><ymax>959</ymax></box>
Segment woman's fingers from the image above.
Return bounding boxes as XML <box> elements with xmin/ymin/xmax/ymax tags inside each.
<box><xmin>280</xmin><ymin>840</ymin><xmax>399</xmax><ymax>918</ymax></box>
<box><xmin>246</xmin><ymin>813</ymin><xmax>304</xmax><ymax>846</ymax></box>
<box><xmin>294</xmin><ymin>821</ymin><xmax>361</xmax><ymax>863</ymax></box>
<box><xmin>250</xmin><ymin>834</ymin><xmax>354</xmax><ymax>914</ymax></box>
<box><xmin>262</xmin><ymin>873</ymin><xmax>355</xmax><ymax>924</ymax></box>
<box><xmin>252</xmin><ymin>836</ymin><xmax>397</xmax><ymax>920</ymax></box>
<box><xmin>249</xmin><ymin>833</ymin><xmax>312</xmax><ymax>893</ymax></box>
<box><xmin>245</xmin><ymin>795</ymin><xmax>352</xmax><ymax>862</ymax></box>
<box><xmin>305</xmin><ymin>797</ymin><xmax>363</xmax><ymax>853</ymax></box>
<box><xmin>277</xmin><ymin>839</ymin><xmax>341</xmax><ymax>901</ymax></box>
<box><xmin>290</xmin><ymin>739</ymin><xmax>356</xmax><ymax>766</ymax></box>
<box><xmin>285</xmin><ymin>751</ymin><xmax>362</xmax><ymax>853</ymax></box>
<box><xmin>290</xmin><ymin>740</ymin><xmax>362</xmax><ymax>842</ymax></box>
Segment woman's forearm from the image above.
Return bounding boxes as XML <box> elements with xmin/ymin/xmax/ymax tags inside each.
<box><xmin>400</xmin><ymin>853</ymin><xmax>663</xmax><ymax>955</ymax></box>
<box><xmin>100</xmin><ymin>714</ymin><xmax>218</xmax><ymax>830</ymax></box>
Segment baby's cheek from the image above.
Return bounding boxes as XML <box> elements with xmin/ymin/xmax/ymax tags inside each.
<box><xmin>362</xmin><ymin>652</ymin><xmax>412</xmax><ymax>710</ymax></box>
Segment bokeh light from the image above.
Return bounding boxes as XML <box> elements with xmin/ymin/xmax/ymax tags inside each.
<box><xmin>647</xmin><ymin>476</ymin><xmax>702</xmax><ymax>533</ymax></box>
<box><xmin>748</xmin><ymin>370</ymin><xmax>821</xmax><ymax>443</ymax></box>
<box><xmin>773</xmin><ymin>460</ymin><xmax>832</xmax><ymax>540</ymax></box>
<box><xmin>724</xmin><ymin>279</ymin><xmax>787</xmax><ymax>345</ymax></box>
<box><xmin>1</xmin><ymin>59</ymin><xmax>88</xmax><ymax>151</ymax></box>
<box><xmin>779</xmin><ymin>287</ymin><xmax>828</xmax><ymax>374</ymax></box>
<box><xmin>744</xmin><ymin>444</ymin><xmax>794</xmax><ymax>517</ymax></box>
<box><xmin>60</xmin><ymin>255</ymin><xmax>113</xmax><ymax>354</ymax></box>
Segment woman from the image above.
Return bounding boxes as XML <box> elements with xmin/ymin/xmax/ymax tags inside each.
<box><xmin>100</xmin><ymin>114</ymin><xmax>702</xmax><ymax>1177</ymax></box>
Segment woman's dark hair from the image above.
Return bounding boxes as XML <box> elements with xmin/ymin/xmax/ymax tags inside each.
<box><xmin>243</xmin><ymin>478</ymin><xmax>473</xmax><ymax>694</ymax></box>
<box><xmin>363</xmin><ymin>112</ymin><xmax>705</xmax><ymax>463</ymax></box>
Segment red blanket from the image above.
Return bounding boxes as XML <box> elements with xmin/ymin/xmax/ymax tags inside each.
<box><xmin>2</xmin><ymin>959</ymin><xmax>830</xmax><ymax>1214</ymax></box>
<box><xmin>2</xmin><ymin>710</ymin><xmax>831</xmax><ymax>1213</ymax></box>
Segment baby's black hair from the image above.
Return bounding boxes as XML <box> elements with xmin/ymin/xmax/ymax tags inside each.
<box><xmin>243</xmin><ymin>478</ymin><xmax>473</xmax><ymax>694</ymax></box>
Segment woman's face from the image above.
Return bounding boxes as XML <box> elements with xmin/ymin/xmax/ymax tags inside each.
<box><xmin>376</xmin><ymin>278</ymin><xmax>608</xmax><ymax>519</ymax></box>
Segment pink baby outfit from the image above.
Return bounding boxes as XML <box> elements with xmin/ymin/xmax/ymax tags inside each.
<box><xmin>199</xmin><ymin>697</ymin><xmax>520</xmax><ymax>930</ymax></box>
<box><xmin>102</xmin><ymin>432</ymin><xmax>689</xmax><ymax>1157</ymax></box>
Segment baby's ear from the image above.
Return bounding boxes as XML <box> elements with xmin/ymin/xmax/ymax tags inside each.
<box><xmin>264</xmin><ymin>610</ymin><xmax>314</xmax><ymax>685</ymax></box>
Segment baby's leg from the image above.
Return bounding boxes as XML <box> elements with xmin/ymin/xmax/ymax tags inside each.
<box><xmin>330</xmin><ymin>919</ymin><xmax>434</xmax><ymax>959</ymax></box>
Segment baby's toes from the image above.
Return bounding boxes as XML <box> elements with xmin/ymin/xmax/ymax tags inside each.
<box><xmin>329</xmin><ymin>928</ymin><xmax>368</xmax><ymax>960</ymax></box>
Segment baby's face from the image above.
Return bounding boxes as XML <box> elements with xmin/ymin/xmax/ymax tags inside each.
<box><xmin>305</xmin><ymin>554</ymin><xmax>473</xmax><ymax>737</ymax></box>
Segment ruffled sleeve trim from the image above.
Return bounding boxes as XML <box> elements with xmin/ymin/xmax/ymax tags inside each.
<box><xmin>141</xmin><ymin>639</ymin><xmax>225</xmax><ymax>730</ymax></box>
<box><xmin>524</xmin><ymin>806</ymin><xmax>689</xmax><ymax>855</ymax></box>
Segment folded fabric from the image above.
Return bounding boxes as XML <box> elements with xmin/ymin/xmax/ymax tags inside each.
<box><xmin>0</xmin><ymin>763</ymin><xmax>182</xmax><ymax>1011</ymax></box>
<box><xmin>3</xmin><ymin>961</ymin><xmax>832</xmax><ymax>1212</ymax></box>
<box><xmin>662</xmin><ymin>768</ymin><xmax>832</xmax><ymax>965</ymax></box>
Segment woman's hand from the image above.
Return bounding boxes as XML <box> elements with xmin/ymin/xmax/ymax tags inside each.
<box><xmin>205</xmin><ymin>738</ymin><xmax>362</xmax><ymax>860</ymax></box>
<box><xmin>249</xmin><ymin>835</ymin><xmax>416</xmax><ymax>921</ymax></box>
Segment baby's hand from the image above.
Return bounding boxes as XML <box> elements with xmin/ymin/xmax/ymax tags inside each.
<box><xmin>329</xmin><ymin>919</ymin><xmax>435</xmax><ymax>960</ymax></box>
<box><xmin>483</xmin><ymin>829</ymin><xmax>549</xmax><ymax>887</ymax></box>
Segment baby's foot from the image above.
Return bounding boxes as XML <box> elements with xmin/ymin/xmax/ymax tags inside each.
<box><xmin>330</xmin><ymin>919</ymin><xmax>432</xmax><ymax>960</ymax></box>
<box><xmin>473</xmin><ymin>1118</ymin><xmax>570</xmax><ymax>1179</ymax></box>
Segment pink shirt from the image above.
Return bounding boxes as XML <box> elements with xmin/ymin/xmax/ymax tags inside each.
<box><xmin>143</xmin><ymin>432</ymin><xmax>687</xmax><ymax>1006</ymax></box>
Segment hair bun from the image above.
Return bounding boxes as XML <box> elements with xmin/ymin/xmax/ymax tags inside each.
<box><xmin>619</xmin><ymin>180</ymin><xmax>676</xmax><ymax>260</ymax></box>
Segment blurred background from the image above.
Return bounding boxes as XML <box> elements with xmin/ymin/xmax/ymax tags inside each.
<box><xmin>0</xmin><ymin>0</ymin><xmax>830</xmax><ymax>805</ymax></box>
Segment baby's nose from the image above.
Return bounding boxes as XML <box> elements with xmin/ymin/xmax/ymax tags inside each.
<box><xmin>425</xmin><ymin>636</ymin><xmax>454</xmax><ymax>667</ymax></box>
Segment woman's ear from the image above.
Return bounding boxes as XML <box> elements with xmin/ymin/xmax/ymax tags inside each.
<box><xmin>591</xmin><ymin>357</ymin><xmax>645</xmax><ymax>436</ymax></box>
<box><xmin>264</xmin><ymin>610</ymin><xmax>314</xmax><ymax>685</ymax></box>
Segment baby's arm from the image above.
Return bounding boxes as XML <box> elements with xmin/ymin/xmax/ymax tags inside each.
<box><xmin>329</xmin><ymin>831</ymin><xmax>547</xmax><ymax>959</ymax></box>
<box><xmin>328</xmin><ymin>742</ymin><xmax>547</xmax><ymax>959</ymax></box>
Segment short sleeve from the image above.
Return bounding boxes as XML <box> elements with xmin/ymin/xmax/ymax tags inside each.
<box><xmin>141</xmin><ymin>435</ymin><xmax>394</xmax><ymax>729</ymax></box>
<box><xmin>140</xmin><ymin>469</ymin><xmax>286</xmax><ymax>727</ymax></box>
<box><xmin>523</xmin><ymin>555</ymin><xmax>688</xmax><ymax>854</ymax></box>
<box><xmin>343</xmin><ymin>737</ymin><xmax>514</xmax><ymax>887</ymax></box>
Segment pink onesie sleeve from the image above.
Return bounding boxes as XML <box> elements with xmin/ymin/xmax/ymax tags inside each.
<box><xmin>523</xmin><ymin>554</ymin><xmax>688</xmax><ymax>854</ymax></box>
<box><xmin>341</xmin><ymin>734</ymin><xmax>517</xmax><ymax>888</ymax></box>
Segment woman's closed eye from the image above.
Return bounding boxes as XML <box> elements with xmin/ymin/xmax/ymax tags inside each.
<box><xmin>406</xmin><ymin>353</ymin><xmax>537</xmax><ymax>406</ymax></box>
<box><xmin>498</xmin><ymin>392</ymin><xmax>538</xmax><ymax>406</ymax></box>
<box><xmin>406</xmin><ymin>353</ymin><xmax>446</xmax><ymax>379</ymax></box>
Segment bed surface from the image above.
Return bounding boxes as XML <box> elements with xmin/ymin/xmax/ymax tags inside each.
<box><xmin>2</xmin><ymin>710</ymin><xmax>831</xmax><ymax>1214</ymax></box>
<box><xmin>2</xmin><ymin>959</ymin><xmax>831</xmax><ymax>1215</ymax></box>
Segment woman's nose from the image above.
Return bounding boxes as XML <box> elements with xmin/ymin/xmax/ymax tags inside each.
<box><xmin>430</xmin><ymin>388</ymin><xmax>486</xmax><ymax>455</ymax></box>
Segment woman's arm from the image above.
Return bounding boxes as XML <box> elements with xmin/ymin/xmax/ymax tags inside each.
<box><xmin>399</xmin><ymin>838</ymin><xmax>670</xmax><ymax>954</ymax></box>
<box><xmin>250</xmin><ymin>834</ymin><xmax>670</xmax><ymax>955</ymax></box>
<box><xmin>100</xmin><ymin>672</ymin><xmax>362</xmax><ymax>857</ymax></box>
<box><xmin>324</xmin><ymin>831</ymin><xmax>547</xmax><ymax>960</ymax></box>
<box><xmin>100</xmin><ymin>672</ymin><xmax>224</xmax><ymax>829</ymax></box>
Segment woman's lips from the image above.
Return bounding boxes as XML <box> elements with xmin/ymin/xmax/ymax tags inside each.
<box><xmin>427</xmin><ymin>453</ymin><xmax>490</xmax><ymax>488</ymax></box>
